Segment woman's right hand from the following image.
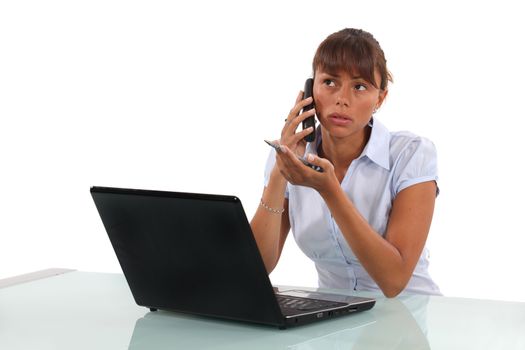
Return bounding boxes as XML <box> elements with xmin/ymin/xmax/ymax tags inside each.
<box><xmin>279</xmin><ymin>91</ymin><xmax>316</xmax><ymax>157</ymax></box>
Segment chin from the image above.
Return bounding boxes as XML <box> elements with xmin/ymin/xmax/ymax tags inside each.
<box><xmin>319</xmin><ymin>121</ymin><xmax>350</xmax><ymax>137</ymax></box>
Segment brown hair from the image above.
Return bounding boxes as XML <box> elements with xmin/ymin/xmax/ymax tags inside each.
<box><xmin>313</xmin><ymin>28</ymin><xmax>393</xmax><ymax>90</ymax></box>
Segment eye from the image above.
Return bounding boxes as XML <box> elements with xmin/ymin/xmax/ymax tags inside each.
<box><xmin>355</xmin><ymin>83</ymin><xmax>367</xmax><ymax>91</ymax></box>
<box><xmin>323</xmin><ymin>79</ymin><xmax>335</xmax><ymax>87</ymax></box>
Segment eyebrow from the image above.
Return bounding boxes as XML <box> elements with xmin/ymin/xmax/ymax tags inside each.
<box><xmin>321</xmin><ymin>72</ymin><xmax>365</xmax><ymax>81</ymax></box>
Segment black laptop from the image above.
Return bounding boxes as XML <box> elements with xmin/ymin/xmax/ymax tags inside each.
<box><xmin>90</xmin><ymin>186</ymin><xmax>375</xmax><ymax>329</ymax></box>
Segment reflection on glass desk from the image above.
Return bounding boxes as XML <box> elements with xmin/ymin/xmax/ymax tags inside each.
<box><xmin>129</xmin><ymin>294</ymin><xmax>429</xmax><ymax>350</ymax></box>
<box><xmin>0</xmin><ymin>270</ymin><xmax>524</xmax><ymax>349</ymax></box>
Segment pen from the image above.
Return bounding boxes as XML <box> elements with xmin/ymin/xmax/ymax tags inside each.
<box><xmin>264</xmin><ymin>140</ymin><xmax>323</xmax><ymax>173</ymax></box>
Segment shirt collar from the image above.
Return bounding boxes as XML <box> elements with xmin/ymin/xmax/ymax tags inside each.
<box><xmin>305</xmin><ymin>118</ymin><xmax>391</xmax><ymax>170</ymax></box>
<box><xmin>361</xmin><ymin>118</ymin><xmax>391</xmax><ymax>170</ymax></box>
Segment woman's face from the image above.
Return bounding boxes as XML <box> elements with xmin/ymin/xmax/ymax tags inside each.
<box><xmin>313</xmin><ymin>67</ymin><xmax>387</xmax><ymax>139</ymax></box>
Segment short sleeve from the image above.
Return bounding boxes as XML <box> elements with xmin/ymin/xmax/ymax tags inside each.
<box><xmin>263</xmin><ymin>149</ymin><xmax>289</xmax><ymax>198</ymax></box>
<box><xmin>392</xmin><ymin>136</ymin><xmax>439</xmax><ymax>197</ymax></box>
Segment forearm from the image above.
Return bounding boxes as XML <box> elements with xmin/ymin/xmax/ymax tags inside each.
<box><xmin>250</xmin><ymin>167</ymin><xmax>289</xmax><ymax>273</ymax></box>
<box><xmin>319</xmin><ymin>182</ymin><xmax>408</xmax><ymax>297</ymax></box>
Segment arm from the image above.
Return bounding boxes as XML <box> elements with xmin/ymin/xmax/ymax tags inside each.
<box><xmin>250</xmin><ymin>167</ymin><xmax>290</xmax><ymax>273</ymax></box>
<box><xmin>250</xmin><ymin>91</ymin><xmax>316</xmax><ymax>273</ymax></box>
<box><xmin>276</xmin><ymin>149</ymin><xmax>436</xmax><ymax>297</ymax></box>
<box><xmin>320</xmin><ymin>177</ymin><xmax>436</xmax><ymax>297</ymax></box>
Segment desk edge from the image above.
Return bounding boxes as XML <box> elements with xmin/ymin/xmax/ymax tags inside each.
<box><xmin>0</xmin><ymin>268</ymin><xmax>76</xmax><ymax>288</ymax></box>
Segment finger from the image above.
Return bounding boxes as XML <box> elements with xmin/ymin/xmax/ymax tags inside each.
<box><xmin>284</xmin><ymin>107</ymin><xmax>316</xmax><ymax>134</ymax></box>
<box><xmin>289</xmin><ymin>126</ymin><xmax>314</xmax><ymax>144</ymax></box>
<box><xmin>287</xmin><ymin>96</ymin><xmax>314</xmax><ymax>121</ymax></box>
<box><xmin>305</xmin><ymin>153</ymin><xmax>333</xmax><ymax>172</ymax></box>
<box><xmin>279</xmin><ymin>145</ymin><xmax>306</xmax><ymax>169</ymax></box>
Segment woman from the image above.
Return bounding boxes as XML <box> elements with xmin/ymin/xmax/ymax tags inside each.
<box><xmin>251</xmin><ymin>28</ymin><xmax>440</xmax><ymax>297</ymax></box>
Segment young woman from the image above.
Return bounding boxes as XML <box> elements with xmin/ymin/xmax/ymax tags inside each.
<box><xmin>251</xmin><ymin>28</ymin><xmax>440</xmax><ymax>297</ymax></box>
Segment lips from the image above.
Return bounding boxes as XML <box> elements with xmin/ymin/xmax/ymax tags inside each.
<box><xmin>328</xmin><ymin>113</ymin><xmax>352</xmax><ymax>126</ymax></box>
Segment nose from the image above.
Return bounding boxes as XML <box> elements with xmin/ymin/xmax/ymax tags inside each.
<box><xmin>335</xmin><ymin>85</ymin><xmax>351</xmax><ymax>107</ymax></box>
<box><xmin>336</xmin><ymin>97</ymin><xmax>349</xmax><ymax>107</ymax></box>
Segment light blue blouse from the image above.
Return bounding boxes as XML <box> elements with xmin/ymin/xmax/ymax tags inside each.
<box><xmin>264</xmin><ymin>118</ymin><xmax>441</xmax><ymax>295</ymax></box>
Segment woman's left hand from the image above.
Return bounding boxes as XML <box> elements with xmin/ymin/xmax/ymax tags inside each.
<box><xmin>276</xmin><ymin>146</ymin><xmax>337</xmax><ymax>194</ymax></box>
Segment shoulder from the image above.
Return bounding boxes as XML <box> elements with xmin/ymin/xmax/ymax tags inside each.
<box><xmin>389</xmin><ymin>130</ymin><xmax>437</xmax><ymax>162</ymax></box>
<box><xmin>387</xmin><ymin>130</ymin><xmax>439</xmax><ymax>196</ymax></box>
<box><xmin>366</xmin><ymin>119</ymin><xmax>436</xmax><ymax>170</ymax></box>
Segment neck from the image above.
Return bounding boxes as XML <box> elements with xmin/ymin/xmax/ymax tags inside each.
<box><xmin>319</xmin><ymin>126</ymin><xmax>371</xmax><ymax>168</ymax></box>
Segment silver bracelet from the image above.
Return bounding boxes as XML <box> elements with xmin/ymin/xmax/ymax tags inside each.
<box><xmin>260</xmin><ymin>198</ymin><xmax>285</xmax><ymax>214</ymax></box>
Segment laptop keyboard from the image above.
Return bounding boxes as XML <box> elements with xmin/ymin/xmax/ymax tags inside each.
<box><xmin>277</xmin><ymin>295</ymin><xmax>344</xmax><ymax>313</ymax></box>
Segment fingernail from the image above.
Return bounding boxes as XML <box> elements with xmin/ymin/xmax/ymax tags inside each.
<box><xmin>280</xmin><ymin>145</ymin><xmax>287</xmax><ymax>154</ymax></box>
<box><xmin>307</xmin><ymin>153</ymin><xmax>315</xmax><ymax>162</ymax></box>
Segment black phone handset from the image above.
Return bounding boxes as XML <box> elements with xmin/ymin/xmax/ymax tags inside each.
<box><xmin>301</xmin><ymin>78</ymin><xmax>316</xmax><ymax>142</ymax></box>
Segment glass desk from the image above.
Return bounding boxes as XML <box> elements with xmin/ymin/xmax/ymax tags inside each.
<box><xmin>0</xmin><ymin>270</ymin><xmax>524</xmax><ymax>349</ymax></box>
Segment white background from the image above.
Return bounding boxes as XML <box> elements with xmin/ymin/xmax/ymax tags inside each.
<box><xmin>1</xmin><ymin>0</ymin><xmax>524</xmax><ymax>302</ymax></box>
